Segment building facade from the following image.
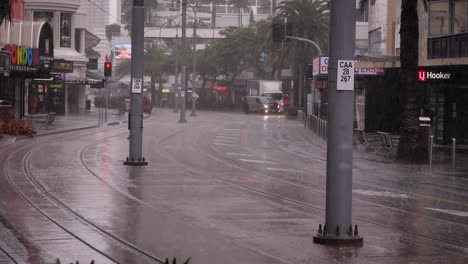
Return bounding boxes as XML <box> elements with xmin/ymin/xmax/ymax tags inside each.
<box><xmin>362</xmin><ymin>0</ymin><xmax>468</xmax><ymax>144</ymax></box>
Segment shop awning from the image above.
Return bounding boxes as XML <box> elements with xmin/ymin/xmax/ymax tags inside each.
<box><xmin>59</xmin><ymin>72</ymin><xmax>105</xmax><ymax>88</ymax></box>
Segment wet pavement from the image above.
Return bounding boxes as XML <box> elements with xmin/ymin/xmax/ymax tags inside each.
<box><xmin>0</xmin><ymin>109</ymin><xmax>467</xmax><ymax>263</ymax></box>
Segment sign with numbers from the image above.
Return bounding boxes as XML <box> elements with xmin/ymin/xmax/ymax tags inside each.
<box><xmin>132</xmin><ymin>78</ymin><xmax>142</xmax><ymax>93</ymax></box>
<box><xmin>337</xmin><ymin>60</ymin><xmax>354</xmax><ymax>91</ymax></box>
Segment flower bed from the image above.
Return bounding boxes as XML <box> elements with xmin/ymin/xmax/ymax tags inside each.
<box><xmin>0</xmin><ymin>107</ymin><xmax>36</xmax><ymax>137</ymax></box>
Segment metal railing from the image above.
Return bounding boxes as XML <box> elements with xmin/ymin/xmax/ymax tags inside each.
<box><xmin>298</xmin><ymin>111</ymin><xmax>327</xmax><ymax>141</ymax></box>
<box><xmin>428</xmin><ymin>135</ymin><xmax>458</xmax><ymax>173</ymax></box>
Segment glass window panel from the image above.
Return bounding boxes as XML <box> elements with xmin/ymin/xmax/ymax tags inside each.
<box><xmin>429</xmin><ymin>2</ymin><xmax>450</xmax><ymax>36</ymax></box>
<box><xmin>452</xmin><ymin>1</ymin><xmax>468</xmax><ymax>34</ymax></box>
<box><xmin>60</xmin><ymin>13</ymin><xmax>72</xmax><ymax>48</ymax></box>
<box><xmin>369</xmin><ymin>28</ymin><xmax>382</xmax><ymax>55</ymax></box>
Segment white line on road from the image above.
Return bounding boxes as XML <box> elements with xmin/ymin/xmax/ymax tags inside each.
<box><xmin>215</xmin><ymin>140</ymin><xmax>237</xmax><ymax>144</ymax></box>
<box><xmin>216</xmin><ymin>136</ymin><xmax>239</xmax><ymax>140</ymax></box>
<box><xmin>239</xmin><ymin>159</ymin><xmax>274</xmax><ymax>164</ymax></box>
<box><xmin>226</xmin><ymin>152</ymin><xmax>253</xmax><ymax>157</ymax></box>
<box><xmin>222</xmin><ymin>128</ymin><xmax>241</xmax><ymax>131</ymax></box>
<box><xmin>426</xmin><ymin>208</ymin><xmax>468</xmax><ymax>217</ymax></box>
<box><xmin>266</xmin><ymin>167</ymin><xmax>305</xmax><ymax>173</ymax></box>
<box><xmin>352</xmin><ymin>189</ymin><xmax>410</xmax><ymax>199</ymax></box>
<box><xmin>214</xmin><ymin>142</ymin><xmax>237</xmax><ymax>147</ymax></box>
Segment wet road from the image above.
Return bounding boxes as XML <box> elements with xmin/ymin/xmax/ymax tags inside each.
<box><xmin>1</xmin><ymin>109</ymin><xmax>468</xmax><ymax>263</ymax></box>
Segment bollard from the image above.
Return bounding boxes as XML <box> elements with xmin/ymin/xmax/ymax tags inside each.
<box><xmin>452</xmin><ymin>138</ymin><xmax>456</xmax><ymax>172</ymax></box>
<box><xmin>429</xmin><ymin>135</ymin><xmax>433</xmax><ymax>173</ymax></box>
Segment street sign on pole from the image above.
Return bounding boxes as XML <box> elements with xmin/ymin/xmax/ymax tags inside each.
<box><xmin>337</xmin><ymin>60</ymin><xmax>354</xmax><ymax>91</ymax></box>
<box><xmin>132</xmin><ymin>78</ymin><xmax>142</xmax><ymax>93</ymax></box>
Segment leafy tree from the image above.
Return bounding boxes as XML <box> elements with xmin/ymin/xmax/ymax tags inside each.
<box><xmin>0</xmin><ymin>0</ymin><xmax>14</xmax><ymax>26</ymax></box>
<box><xmin>273</xmin><ymin>0</ymin><xmax>329</xmax><ymax>108</ymax></box>
<box><xmin>116</xmin><ymin>43</ymin><xmax>174</xmax><ymax>105</ymax></box>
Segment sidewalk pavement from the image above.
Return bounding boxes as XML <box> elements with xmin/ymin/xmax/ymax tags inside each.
<box><xmin>0</xmin><ymin>109</ymin><xmax>131</xmax><ymax>145</ymax></box>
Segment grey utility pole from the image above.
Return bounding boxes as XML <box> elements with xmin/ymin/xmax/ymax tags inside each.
<box><xmin>124</xmin><ymin>0</ymin><xmax>147</xmax><ymax>166</ymax></box>
<box><xmin>313</xmin><ymin>0</ymin><xmax>361</xmax><ymax>245</ymax></box>
<box><xmin>190</xmin><ymin>16</ymin><xmax>197</xmax><ymax>117</ymax></box>
<box><xmin>178</xmin><ymin>0</ymin><xmax>188</xmax><ymax>123</ymax></box>
<box><xmin>174</xmin><ymin>35</ymin><xmax>180</xmax><ymax>113</ymax></box>
<box><xmin>105</xmin><ymin>76</ymin><xmax>109</xmax><ymax>122</ymax></box>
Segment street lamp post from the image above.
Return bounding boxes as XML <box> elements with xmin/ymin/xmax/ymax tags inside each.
<box><xmin>178</xmin><ymin>0</ymin><xmax>188</xmax><ymax>123</ymax></box>
<box><xmin>190</xmin><ymin>6</ymin><xmax>198</xmax><ymax>117</ymax></box>
<box><xmin>124</xmin><ymin>0</ymin><xmax>147</xmax><ymax>166</ymax></box>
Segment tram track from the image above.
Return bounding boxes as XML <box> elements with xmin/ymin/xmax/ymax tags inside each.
<box><xmin>3</xmin><ymin>126</ymin><xmax>164</xmax><ymax>263</ymax></box>
<box><xmin>186</xmin><ymin>125</ymin><xmax>468</xmax><ymax>257</ymax></box>
<box><xmin>78</xmin><ymin>119</ymin><xmax>468</xmax><ymax>260</ymax></box>
<box><xmin>9</xmin><ymin>113</ymin><xmax>467</xmax><ymax>262</ymax></box>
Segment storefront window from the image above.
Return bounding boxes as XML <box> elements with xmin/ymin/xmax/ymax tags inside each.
<box><xmin>60</xmin><ymin>13</ymin><xmax>72</xmax><ymax>48</ymax></box>
<box><xmin>429</xmin><ymin>2</ymin><xmax>450</xmax><ymax>36</ymax></box>
<box><xmin>369</xmin><ymin>28</ymin><xmax>382</xmax><ymax>55</ymax></box>
<box><xmin>452</xmin><ymin>1</ymin><xmax>468</xmax><ymax>34</ymax></box>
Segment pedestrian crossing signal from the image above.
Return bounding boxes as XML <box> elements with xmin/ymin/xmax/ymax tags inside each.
<box><xmin>104</xmin><ymin>62</ymin><xmax>112</xmax><ymax>77</ymax></box>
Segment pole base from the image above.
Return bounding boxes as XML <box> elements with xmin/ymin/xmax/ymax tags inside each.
<box><xmin>313</xmin><ymin>224</ymin><xmax>363</xmax><ymax>246</ymax></box>
<box><xmin>190</xmin><ymin>112</ymin><xmax>197</xmax><ymax>116</ymax></box>
<box><xmin>178</xmin><ymin>119</ymin><xmax>188</xmax><ymax>123</ymax></box>
<box><xmin>313</xmin><ymin>234</ymin><xmax>363</xmax><ymax>246</ymax></box>
<box><xmin>123</xmin><ymin>157</ymin><xmax>148</xmax><ymax>166</ymax></box>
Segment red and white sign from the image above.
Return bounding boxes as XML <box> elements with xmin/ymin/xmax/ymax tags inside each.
<box><xmin>212</xmin><ymin>85</ymin><xmax>227</xmax><ymax>91</ymax></box>
<box><xmin>418</xmin><ymin>70</ymin><xmax>427</xmax><ymax>81</ymax></box>
<box><xmin>418</xmin><ymin>70</ymin><xmax>451</xmax><ymax>82</ymax></box>
<box><xmin>312</xmin><ymin>56</ymin><xmax>384</xmax><ymax>76</ymax></box>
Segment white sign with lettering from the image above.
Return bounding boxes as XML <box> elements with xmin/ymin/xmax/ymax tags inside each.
<box><xmin>132</xmin><ymin>78</ymin><xmax>142</xmax><ymax>93</ymax></box>
<box><xmin>337</xmin><ymin>60</ymin><xmax>354</xmax><ymax>91</ymax></box>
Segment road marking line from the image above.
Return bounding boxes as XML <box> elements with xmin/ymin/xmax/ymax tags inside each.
<box><xmin>239</xmin><ymin>159</ymin><xmax>274</xmax><ymax>164</ymax></box>
<box><xmin>222</xmin><ymin>128</ymin><xmax>240</xmax><ymax>131</ymax></box>
<box><xmin>215</xmin><ymin>140</ymin><xmax>237</xmax><ymax>144</ymax></box>
<box><xmin>214</xmin><ymin>143</ymin><xmax>237</xmax><ymax>147</ymax></box>
<box><xmin>409</xmin><ymin>192</ymin><xmax>468</xmax><ymax>207</ymax></box>
<box><xmin>216</xmin><ymin>136</ymin><xmax>239</xmax><ymax>140</ymax></box>
<box><xmin>352</xmin><ymin>189</ymin><xmax>410</xmax><ymax>199</ymax></box>
<box><xmin>266</xmin><ymin>167</ymin><xmax>305</xmax><ymax>173</ymax></box>
<box><xmin>426</xmin><ymin>208</ymin><xmax>468</xmax><ymax>217</ymax></box>
<box><xmin>226</xmin><ymin>152</ymin><xmax>253</xmax><ymax>157</ymax></box>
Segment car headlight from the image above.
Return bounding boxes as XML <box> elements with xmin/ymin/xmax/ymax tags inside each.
<box><xmin>264</xmin><ymin>104</ymin><xmax>269</xmax><ymax>108</ymax></box>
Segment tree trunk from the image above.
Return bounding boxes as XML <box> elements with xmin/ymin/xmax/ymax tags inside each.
<box><xmin>397</xmin><ymin>0</ymin><xmax>424</xmax><ymax>162</ymax></box>
<box><xmin>151</xmin><ymin>74</ymin><xmax>157</xmax><ymax>107</ymax></box>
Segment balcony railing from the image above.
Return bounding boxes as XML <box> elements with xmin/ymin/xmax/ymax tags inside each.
<box><xmin>428</xmin><ymin>33</ymin><xmax>468</xmax><ymax>59</ymax></box>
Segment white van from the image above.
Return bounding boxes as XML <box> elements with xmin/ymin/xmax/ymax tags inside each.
<box><xmin>244</xmin><ymin>96</ymin><xmax>280</xmax><ymax>114</ymax></box>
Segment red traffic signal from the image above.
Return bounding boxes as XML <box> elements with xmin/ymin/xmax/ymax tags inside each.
<box><xmin>104</xmin><ymin>62</ymin><xmax>112</xmax><ymax>77</ymax></box>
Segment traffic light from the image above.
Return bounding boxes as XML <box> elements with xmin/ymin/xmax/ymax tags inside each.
<box><xmin>104</xmin><ymin>62</ymin><xmax>112</xmax><ymax>77</ymax></box>
<box><xmin>272</xmin><ymin>22</ymin><xmax>292</xmax><ymax>42</ymax></box>
<box><xmin>272</xmin><ymin>23</ymin><xmax>284</xmax><ymax>42</ymax></box>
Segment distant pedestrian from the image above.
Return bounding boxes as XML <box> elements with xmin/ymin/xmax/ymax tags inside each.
<box><xmin>30</xmin><ymin>95</ymin><xmax>38</xmax><ymax>114</ymax></box>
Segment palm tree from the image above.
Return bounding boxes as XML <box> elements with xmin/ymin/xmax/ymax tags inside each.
<box><xmin>361</xmin><ymin>0</ymin><xmax>422</xmax><ymax>161</ymax></box>
<box><xmin>0</xmin><ymin>0</ymin><xmax>14</xmax><ymax>26</ymax></box>
<box><xmin>273</xmin><ymin>0</ymin><xmax>329</xmax><ymax>110</ymax></box>
<box><xmin>116</xmin><ymin>44</ymin><xmax>174</xmax><ymax>106</ymax></box>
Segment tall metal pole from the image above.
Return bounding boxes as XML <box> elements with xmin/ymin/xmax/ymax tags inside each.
<box><xmin>105</xmin><ymin>76</ymin><xmax>108</xmax><ymax>122</ymax></box>
<box><xmin>174</xmin><ymin>34</ymin><xmax>180</xmax><ymax>112</ymax></box>
<box><xmin>178</xmin><ymin>0</ymin><xmax>188</xmax><ymax>123</ymax></box>
<box><xmin>124</xmin><ymin>0</ymin><xmax>147</xmax><ymax>166</ymax></box>
<box><xmin>190</xmin><ymin>14</ymin><xmax>198</xmax><ymax>117</ymax></box>
<box><xmin>313</xmin><ymin>0</ymin><xmax>361</xmax><ymax>245</ymax></box>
